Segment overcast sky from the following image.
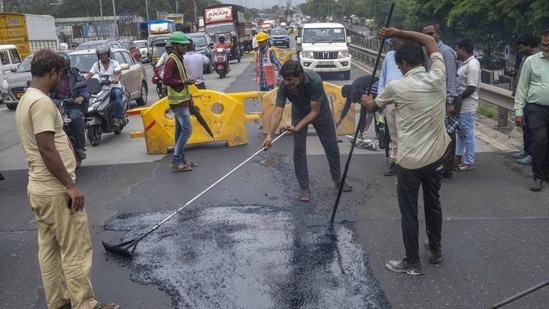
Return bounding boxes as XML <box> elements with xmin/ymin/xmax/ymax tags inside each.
<box><xmin>219</xmin><ymin>0</ymin><xmax>306</xmax><ymax>10</ymax></box>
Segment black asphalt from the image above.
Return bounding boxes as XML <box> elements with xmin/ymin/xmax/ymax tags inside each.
<box><xmin>1</xmin><ymin>60</ymin><xmax>549</xmax><ymax>309</ymax></box>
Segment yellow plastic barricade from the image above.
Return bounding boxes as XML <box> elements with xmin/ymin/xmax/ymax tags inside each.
<box><xmin>260</xmin><ymin>82</ymin><xmax>355</xmax><ymax>136</ymax></box>
<box><xmin>129</xmin><ymin>85</ymin><xmax>260</xmax><ymax>154</ymax></box>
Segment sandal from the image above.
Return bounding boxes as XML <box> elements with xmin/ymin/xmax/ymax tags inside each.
<box><xmin>177</xmin><ymin>162</ymin><xmax>193</xmax><ymax>172</ymax></box>
<box><xmin>185</xmin><ymin>161</ymin><xmax>198</xmax><ymax>167</ymax></box>
<box><xmin>112</xmin><ymin>118</ymin><xmax>120</xmax><ymax>127</ymax></box>
<box><xmin>92</xmin><ymin>302</ymin><xmax>120</xmax><ymax>309</ymax></box>
<box><xmin>453</xmin><ymin>164</ymin><xmax>474</xmax><ymax>172</ymax></box>
<box><xmin>298</xmin><ymin>191</ymin><xmax>311</xmax><ymax>202</ymax></box>
<box><xmin>334</xmin><ymin>180</ymin><xmax>353</xmax><ymax>192</ymax></box>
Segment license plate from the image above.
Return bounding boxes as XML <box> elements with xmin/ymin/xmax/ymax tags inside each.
<box><xmin>276</xmin><ymin>41</ymin><xmax>283</xmax><ymax>44</ymax></box>
<box><xmin>16</xmin><ymin>92</ymin><xmax>23</xmax><ymax>98</ymax></box>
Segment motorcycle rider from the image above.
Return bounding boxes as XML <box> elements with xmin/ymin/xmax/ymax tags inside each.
<box><xmin>154</xmin><ymin>42</ymin><xmax>173</xmax><ymax>97</ymax></box>
<box><xmin>84</xmin><ymin>45</ymin><xmax>125</xmax><ymax>127</ymax></box>
<box><xmin>51</xmin><ymin>52</ymin><xmax>91</xmax><ymax>160</ymax></box>
<box><xmin>213</xmin><ymin>34</ymin><xmax>231</xmax><ymax>71</ymax></box>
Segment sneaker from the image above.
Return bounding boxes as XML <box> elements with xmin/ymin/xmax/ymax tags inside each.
<box><xmin>384</xmin><ymin>161</ymin><xmax>396</xmax><ymax>176</ymax></box>
<box><xmin>346</xmin><ymin>134</ymin><xmax>364</xmax><ymax>145</ymax></box>
<box><xmin>517</xmin><ymin>155</ymin><xmax>532</xmax><ymax>165</ymax></box>
<box><xmin>423</xmin><ymin>241</ymin><xmax>442</xmax><ymax>264</ymax></box>
<box><xmin>168</xmin><ymin>162</ymin><xmax>179</xmax><ymax>170</ymax></box>
<box><xmin>513</xmin><ymin>150</ymin><xmax>527</xmax><ymax>159</ymax></box>
<box><xmin>385</xmin><ymin>258</ymin><xmax>423</xmax><ymax>276</ymax></box>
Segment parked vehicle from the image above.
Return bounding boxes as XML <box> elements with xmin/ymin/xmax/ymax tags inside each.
<box><xmin>53</xmin><ymin>81</ymin><xmax>89</xmax><ymax>168</ymax></box>
<box><xmin>75</xmin><ymin>40</ymin><xmax>124</xmax><ymax>51</ymax></box>
<box><xmin>186</xmin><ymin>32</ymin><xmax>215</xmax><ymax>74</ymax></box>
<box><xmin>118</xmin><ymin>39</ymin><xmax>141</xmax><ymax>62</ymax></box>
<box><xmin>68</xmin><ymin>48</ymin><xmax>148</xmax><ymax>106</ymax></box>
<box><xmin>1</xmin><ymin>54</ymin><xmax>31</xmax><ymax>110</ymax></box>
<box><xmin>85</xmin><ymin>72</ymin><xmax>130</xmax><ymax>146</ymax></box>
<box><xmin>214</xmin><ymin>47</ymin><xmax>230</xmax><ymax>78</ymax></box>
<box><xmin>134</xmin><ymin>40</ymin><xmax>149</xmax><ymax>62</ymax></box>
<box><xmin>296</xmin><ymin>23</ymin><xmax>352</xmax><ymax>80</ymax></box>
<box><xmin>0</xmin><ymin>13</ymin><xmax>58</xmax><ymax>59</ymax></box>
<box><xmin>269</xmin><ymin>28</ymin><xmax>291</xmax><ymax>48</ymax></box>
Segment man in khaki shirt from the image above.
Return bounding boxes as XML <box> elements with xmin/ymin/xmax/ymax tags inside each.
<box><xmin>15</xmin><ymin>49</ymin><xmax>119</xmax><ymax>309</ymax></box>
<box><xmin>362</xmin><ymin>28</ymin><xmax>450</xmax><ymax>276</ymax></box>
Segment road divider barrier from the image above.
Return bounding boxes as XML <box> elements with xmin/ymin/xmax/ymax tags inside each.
<box><xmin>128</xmin><ymin>85</ymin><xmax>261</xmax><ymax>154</ymax></box>
<box><xmin>260</xmin><ymin>82</ymin><xmax>356</xmax><ymax>136</ymax></box>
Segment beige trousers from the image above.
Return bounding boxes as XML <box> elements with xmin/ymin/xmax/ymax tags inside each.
<box><xmin>384</xmin><ymin>103</ymin><xmax>398</xmax><ymax>160</ymax></box>
<box><xmin>28</xmin><ymin>193</ymin><xmax>99</xmax><ymax>309</ymax></box>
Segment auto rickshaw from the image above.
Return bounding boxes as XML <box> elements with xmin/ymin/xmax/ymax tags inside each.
<box><xmin>212</xmin><ymin>31</ymin><xmax>241</xmax><ymax>63</ymax></box>
<box><xmin>150</xmin><ymin>37</ymin><xmax>169</xmax><ymax>63</ymax></box>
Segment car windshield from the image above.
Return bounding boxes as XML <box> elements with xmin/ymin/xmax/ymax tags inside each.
<box><xmin>75</xmin><ymin>42</ymin><xmax>104</xmax><ymax>51</ymax></box>
<box><xmin>270</xmin><ymin>30</ymin><xmax>287</xmax><ymax>35</ymax></box>
<box><xmin>120</xmin><ymin>41</ymin><xmax>131</xmax><ymax>49</ymax></box>
<box><xmin>190</xmin><ymin>36</ymin><xmax>207</xmax><ymax>47</ymax></box>
<box><xmin>16</xmin><ymin>56</ymin><xmax>33</xmax><ymax>73</ymax></box>
<box><xmin>135</xmin><ymin>41</ymin><xmax>147</xmax><ymax>48</ymax></box>
<box><xmin>303</xmin><ymin>28</ymin><xmax>346</xmax><ymax>43</ymax></box>
<box><xmin>69</xmin><ymin>53</ymin><xmax>99</xmax><ymax>73</ymax></box>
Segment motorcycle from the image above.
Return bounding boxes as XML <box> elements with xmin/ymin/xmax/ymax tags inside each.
<box><xmin>85</xmin><ymin>73</ymin><xmax>130</xmax><ymax>147</ymax></box>
<box><xmin>53</xmin><ymin>81</ymin><xmax>88</xmax><ymax>168</ymax></box>
<box><xmin>151</xmin><ymin>62</ymin><xmax>166</xmax><ymax>99</ymax></box>
<box><xmin>214</xmin><ymin>47</ymin><xmax>230</xmax><ymax>79</ymax></box>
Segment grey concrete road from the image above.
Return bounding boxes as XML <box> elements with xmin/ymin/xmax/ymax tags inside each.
<box><xmin>1</xmin><ymin>46</ymin><xmax>548</xmax><ymax>309</ymax></box>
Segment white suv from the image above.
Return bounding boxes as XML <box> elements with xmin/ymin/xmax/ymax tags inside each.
<box><xmin>296</xmin><ymin>23</ymin><xmax>352</xmax><ymax>80</ymax></box>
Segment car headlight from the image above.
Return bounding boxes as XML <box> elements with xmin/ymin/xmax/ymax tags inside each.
<box><xmin>2</xmin><ymin>79</ymin><xmax>8</xmax><ymax>90</ymax></box>
<box><xmin>338</xmin><ymin>51</ymin><xmax>349</xmax><ymax>58</ymax></box>
<box><xmin>302</xmin><ymin>51</ymin><xmax>314</xmax><ymax>58</ymax></box>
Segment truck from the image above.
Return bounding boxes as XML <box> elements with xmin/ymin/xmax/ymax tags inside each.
<box><xmin>137</xmin><ymin>19</ymin><xmax>176</xmax><ymax>61</ymax></box>
<box><xmin>0</xmin><ymin>13</ymin><xmax>58</xmax><ymax>59</ymax></box>
<box><xmin>203</xmin><ymin>4</ymin><xmax>245</xmax><ymax>39</ymax></box>
<box><xmin>296</xmin><ymin>23</ymin><xmax>352</xmax><ymax>80</ymax></box>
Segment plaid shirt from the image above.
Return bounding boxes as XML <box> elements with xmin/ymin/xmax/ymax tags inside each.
<box><xmin>445</xmin><ymin>114</ymin><xmax>459</xmax><ymax>134</ymax></box>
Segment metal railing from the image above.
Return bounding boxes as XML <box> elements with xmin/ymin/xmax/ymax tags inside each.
<box><xmin>347</xmin><ymin>31</ymin><xmax>515</xmax><ymax>127</ymax></box>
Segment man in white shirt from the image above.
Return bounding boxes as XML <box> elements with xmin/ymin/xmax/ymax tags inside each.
<box><xmin>183</xmin><ymin>39</ymin><xmax>210</xmax><ymax>89</ymax></box>
<box><xmin>85</xmin><ymin>45</ymin><xmax>125</xmax><ymax>127</ymax></box>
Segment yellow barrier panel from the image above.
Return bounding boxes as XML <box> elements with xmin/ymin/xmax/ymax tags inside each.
<box><xmin>129</xmin><ymin>85</ymin><xmax>260</xmax><ymax>154</ymax></box>
<box><xmin>250</xmin><ymin>47</ymin><xmax>296</xmax><ymax>64</ymax></box>
<box><xmin>260</xmin><ymin>82</ymin><xmax>356</xmax><ymax>136</ymax></box>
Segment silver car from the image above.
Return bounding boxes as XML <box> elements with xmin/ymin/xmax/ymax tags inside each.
<box><xmin>69</xmin><ymin>48</ymin><xmax>149</xmax><ymax>106</ymax></box>
<box><xmin>1</xmin><ymin>55</ymin><xmax>32</xmax><ymax>110</ymax></box>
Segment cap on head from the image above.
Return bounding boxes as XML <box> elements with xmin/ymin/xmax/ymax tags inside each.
<box><xmin>169</xmin><ymin>31</ymin><xmax>190</xmax><ymax>45</ymax></box>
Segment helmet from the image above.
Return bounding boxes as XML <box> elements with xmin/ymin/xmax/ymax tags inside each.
<box><xmin>96</xmin><ymin>45</ymin><xmax>110</xmax><ymax>58</ymax></box>
<box><xmin>218</xmin><ymin>34</ymin><xmax>226</xmax><ymax>42</ymax></box>
<box><xmin>59</xmin><ymin>42</ymin><xmax>69</xmax><ymax>50</ymax></box>
<box><xmin>58</xmin><ymin>51</ymin><xmax>70</xmax><ymax>69</ymax></box>
<box><xmin>169</xmin><ymin>31</ymin><xmax>190</xmax><ymax>45</ymax></box>
<box><xmin>256</xmin><ymin>32</ymin><xmax>269</xmax><ymax>43</ymax></box>
<box><xmin>165</xmin><ymin>42</ymin><xmax>172</xmax><ymax>49</ymax></box>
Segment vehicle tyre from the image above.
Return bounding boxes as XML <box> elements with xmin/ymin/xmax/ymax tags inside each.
<box><xmin>219</xmin><ymin>73</ymin><xmax>223</xmax><ymax>79</ymax></box>
<box><xmin>135</xmin><ymin>82</ymin><xmax>148</xmax><ymax>106</ymax></box>
<box><xmin>343</xmin><ymin>70</ymin><xmax>351</xmax><ymax>80</ymax></box>
<box><xmin>5</xmin><ymin>102</ymin><xmax>17</xmax><ymax>111</ymax></box>
<box><xmin>87</xmin><ymin>125</ymin><xmax>102</xmax><ymax>147</ymax></box>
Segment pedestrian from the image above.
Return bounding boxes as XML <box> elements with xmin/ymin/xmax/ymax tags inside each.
<box><xmin>337</xmin><ymin>74</ymin><xmax>379</xmax><ymax>144</ymax></box>
<box><xmin>163</xmin><ymin>31</ymin><xmax>197</xmax><ymax>172</ymax></box>
<box><xmin>361</xmin><ymin>28</ymin><xmax>451</xmax><ymax>276</ymax></box>
<box><xmin>378</xmin><ymin>37</ymin><xmax>405</xmax><ymax>176</ymax></box>
<box><xmin>453</xmin><ymin>38</ymin><xmax>481</xmax><ymax>172</ymax></box>
<box><xmin>85</xmin><ymin>45</ymin><xmax>125</xmax><ymax>128</ymax></box>
<box><xmin>511</xmin><ymin>34</ymin><xmax>539</xmax><ymax>165</ymax></box>
<box><xmin>183</xmin><ymin>39</ymin><xmax>210</xmax><ymax>89</ymax></box>
<box><xmin>514</xmin><ymin>28</ymin><xmax>549</xmax><ymax>192</ymax></box>
<box><xmin>261</xmin><ymin>60</ymin><xmax>352</xmax><ymax>202</ymax></box>
<box><xmin>51</xmin><ymin>51</ymin><xmax>91</xmax><ymax>161</ymax></box>
<box><xmin>423</xmin><ymin>22</ymin><xmax>460</xmax><ymax>178</ymax></box>
<box><xmin>255</xmin><ymin>32</ymin><xmax>282</xmax><ymax>91</ymax></box>
<box><xmin>15</xmin><ymin>49</ymin><xmax>119</xmax><ymax>309</ymax></box>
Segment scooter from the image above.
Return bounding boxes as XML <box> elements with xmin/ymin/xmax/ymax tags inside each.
<box><xmin>85</xmin><ymin>73</ymin><xmax>130</xmax><ymax>147</ymax></box>
<box><xmin>151</xmin><ymin>63</ymin><xmax>166</xmax><ymax>99</ymax></box>
<box><xmin>53</xmin><ymin>81</ymin><xmax>89</xmax><ymax>168</ymax></box>
<box><xmin>214</xmin><ymin>47</ymin><xmax>230</xmax><ymax>79</ymax></box>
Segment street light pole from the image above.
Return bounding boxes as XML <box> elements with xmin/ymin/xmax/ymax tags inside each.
<box><xmin>145</xmin><ymin>0</ymin><xmax>150</xmax><ymax>20</ymax></box>
<box><xmin>100</xmin><ymin>0</ymin><xmax>105</xmax><ymax>39</ymax></box>
<box><xmin>112</xmin><ymin>0</ymin><xmax>118</xmax><ymax>38</ymax></box>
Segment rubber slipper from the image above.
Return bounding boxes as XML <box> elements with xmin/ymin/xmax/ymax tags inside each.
<box><xmin>177</xmin><ymin>163</ymin><xmax>193</xmax><ymax>172</ymax></box>
<box><xmin>92</xmin><ymin>302</ymin><xmax>120</xmax><ymax>309</ymax></box>
<box><xmin>453</xmin><ymin>164</ymin><xmax>474</xmax><ymax>171</ymax></box>
<box><xmin>334</xmin><ymin>180</ymin><xmax>353</xmax><ymax>192</ymax></box>
<box><xmin>298</xmin><ymin>191</ymin><xmax>311</xmax><ymax>202</ymax></box>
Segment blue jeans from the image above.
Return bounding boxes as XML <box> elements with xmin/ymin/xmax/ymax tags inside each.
<box><xmin>171</xmin><ymin>106</ymin><xmax>192</xmax><ymax>164</ymax></box>
<box><xmin>110</xmin><ymin>87</ymin><xmax>124</xmax><ymax>118</ymax></box>
<box><xmin>456</xmin><ymin>112</ymin><xmax>476</xmax><ymax>165</ymax></box>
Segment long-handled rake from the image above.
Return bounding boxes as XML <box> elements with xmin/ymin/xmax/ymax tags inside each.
<box><xmin>103</xmin><ymin>131</ymin><xmax>288</xmax><ymax>259</ymax></box>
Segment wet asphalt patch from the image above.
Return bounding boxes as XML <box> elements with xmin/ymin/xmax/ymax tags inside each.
<box><xmin>104</xmin><ymin>205</ymin><xmax>390</xmax><ymax>308</ymax></box>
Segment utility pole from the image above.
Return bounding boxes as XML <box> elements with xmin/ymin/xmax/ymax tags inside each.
<box><xmin>112</xmin><ymin>0</ymin><xmax>118</xmax><ymax>38</ymax></box>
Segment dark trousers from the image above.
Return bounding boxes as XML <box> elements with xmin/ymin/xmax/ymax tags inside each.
<box><xmin>523</xmin><ymin>105</ymin><xmax>532</xmax><ymax>155</ymax></box>
<box><xmin>292</xmin><ymin>112</ymin><xmax>341</xmax><ymax>191</ymax></box>
<box><xmin>396</xmin><ymin>157</ymin><xmax>443</xmax><ymax>264</ymax></box>
<box><xmin>195</xmin><ymin>82</ymin><xmax>206</xmax><ymax>89</ymax></box>
<box><xmin>442</xmin><ymin>131</ymin><xmax>456</xmax><ymax>172</ymax></box>
<box><xmin>527</xmin><ymin>103</ymin><xmax>549</xmax><ymax>180</ymax></box>
<box><xmin>65</xmin><ymin>108</ymin><xmax>86</xmax><ymax>150</ymax></box>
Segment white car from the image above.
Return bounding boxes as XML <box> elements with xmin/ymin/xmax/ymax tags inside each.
<box><xmin>134</xmin><ymin>40</ymin><xmax>149</xmax><ymax>63</ymax></box>
<box><xmin>69</xmin><ymin>48</ymin><xmax>149</xmax><ymax>106</ymax></box>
